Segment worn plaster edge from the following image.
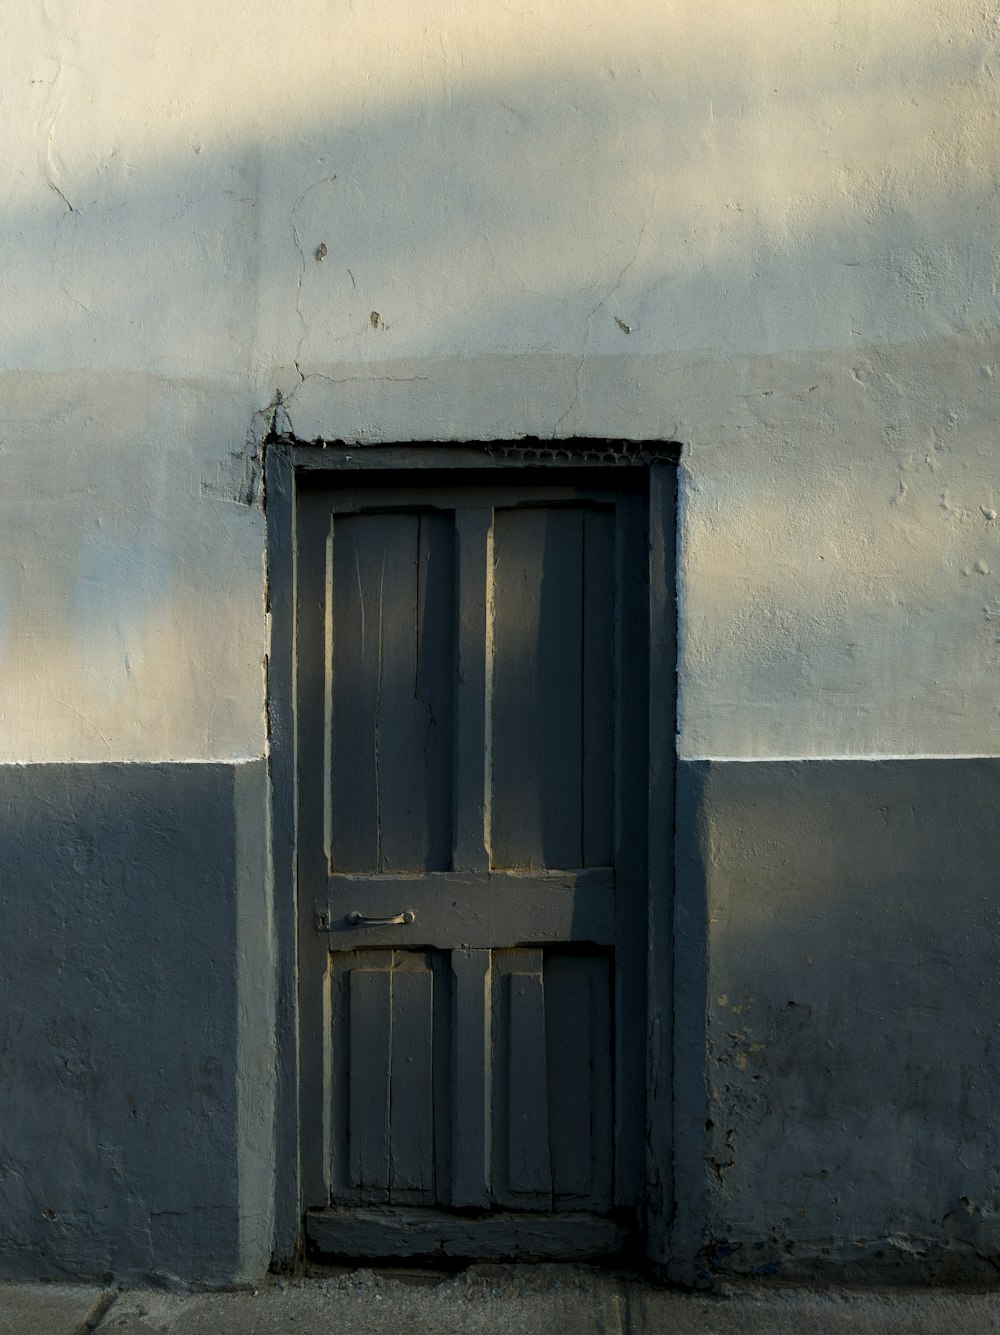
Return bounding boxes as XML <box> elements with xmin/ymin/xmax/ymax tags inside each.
<box><xmin>667</xmin><ymin>759</ymin><xmax>712</xmax><ymax>1288</ymax></box>
<box><xmin>234</xmin><ymin>759</ymin><xmax>278</xmax><ymax>1281</ymax></box>
<box><xmin>678</xmin><ymin>752</ymin><xmax>1000</xmax><ymax>762</ymax></box>
<box><xmin>0</xmin><ymin>751</ymin><xmax>992</xmax><ymax>768</ymax></box>
<box><xmin>701</xmin><ymin>1233</ymin><xmax>1000</xmax><ymax>1288</ymax></box>
<box><xmin>0</xmin><ymin>756</ymin><xmax>266</xmax><ymax>767</ymax></box>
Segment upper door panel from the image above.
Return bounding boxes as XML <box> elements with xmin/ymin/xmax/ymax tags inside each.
<box><xmin>323</xmin><ymin>497</ymin><xmax>616</xmax><ymax>878</ymax></box>
<box><xmin>328</xmin><ymin>510</ymin><xmax>455</xmax><ymax>874</ymax></box>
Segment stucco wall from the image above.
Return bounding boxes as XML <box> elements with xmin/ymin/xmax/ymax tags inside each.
<box><xmin>4</xmin><ymin>0</ymin><xmax>998</xmax><ymax>760</ymax></box>
<box><xmin>676</xmin><ymin>759</ymin><xmax>1000</xmax><ymax>1283</ymax></box>
<box><xmin>0</xmin><ymin>761</ymin><xmax>272</xmax><ymax>1281</ymax></box>
<box><xmin>3</xmin><ymin>0</ymin><xmax>1000</xmax><ymax>1285</ymax></box>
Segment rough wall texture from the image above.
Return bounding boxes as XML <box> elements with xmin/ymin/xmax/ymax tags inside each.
<box><xmin>0</xmin><ymin>762</ymin><xmax>273</xmax><ymax>1282</ymax></box>
<box><xmin>678</xmin><ymin>758</ymin><xmax>1000</xmax><ymax>1282</ymax></box>
<box><xmin>3</xmin><ymin>0</ymin><xmax>998</xmax><ymax>759</ymax></box>
<box><xmin>2</xmin><ymin>0</ymin><xmax>999</xmax><ymax>1285</ymax></box>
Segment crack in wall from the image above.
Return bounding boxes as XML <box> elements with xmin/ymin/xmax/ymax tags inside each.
<box><xmin>552</xmin><ymin>192</ymin><xmax>658</xmax><ymax>436</ymax></box>
<box><xmin>38</xmin><ymin>0</ymin><xmax>77</xmax><ymax>215</ymax></box>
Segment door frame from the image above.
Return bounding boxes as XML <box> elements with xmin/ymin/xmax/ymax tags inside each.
<box><xmin>265</xmin><ymin>437</ymin><xmax>679</xmax><ymax>1270</ymax></box>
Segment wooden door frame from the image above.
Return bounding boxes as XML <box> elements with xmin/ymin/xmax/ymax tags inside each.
<box><xmin>265</xmin><ymin>437</ymin><xmax>679</xmax><ymax>1271</ymax></box>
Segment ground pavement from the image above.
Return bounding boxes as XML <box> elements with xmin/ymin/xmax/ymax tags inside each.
<box><xmin>3</xmin><ymin>1264</ymin><xmax>1000</xmax><ymax>1334</ymax></box>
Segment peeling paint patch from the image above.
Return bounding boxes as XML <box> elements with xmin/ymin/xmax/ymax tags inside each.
<box><xmin>200</xmin><ymin>421</ymin><xmax>267</xmax><ymax>509</ymax></box>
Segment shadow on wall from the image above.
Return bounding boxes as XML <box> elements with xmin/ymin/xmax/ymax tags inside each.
<box><xmin>0</xmin><ymin>760</ymin><xmax>271</xmax><ymax>1282</ymax></box>
<box><xmin>2</xmin><ymin>3</ymin><xmax>1000</xmax><ymax>760</ymax></box>
<box><xmin>5</xmin><ymin>5</ymin><xmax>999</xmax><ymax>374</ymax></box>
<box><xmin>682</xmin><ymin>756</ymin><xmax>1000</xmax><ymax>1282</ymax></box>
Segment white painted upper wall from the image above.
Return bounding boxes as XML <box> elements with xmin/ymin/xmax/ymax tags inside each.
<box><xmin>2</xmin><ymin>0</ymin><xmax>999</xmax><ymax>759</ymax></box>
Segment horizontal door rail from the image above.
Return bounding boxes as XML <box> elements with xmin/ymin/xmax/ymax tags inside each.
<box><xmin>316</xmin><ymin>869</ymin><xmax>616</xmax><ymax>949</ymax></box>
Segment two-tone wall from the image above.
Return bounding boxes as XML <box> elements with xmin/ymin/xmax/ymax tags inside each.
<box><xmin>3</xmin><ymin>0</ymin><xmax>999</xmax><ymax>1283</ymax></box>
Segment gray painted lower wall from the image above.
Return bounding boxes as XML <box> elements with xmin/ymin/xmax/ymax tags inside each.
<box><xmin>0</xmin><ymin>761</ymin><xmax>274</xmax><ymax>1284</ymax></box>
<box><xmin>675</xmin><ymin>757</ymin><xmax>1000</xmax><ymax>1283</ymax></box>
<box><xmin>3</xmin><ymin>756</ymin><xmax>998</xmax><ymax>1284</ymax></box>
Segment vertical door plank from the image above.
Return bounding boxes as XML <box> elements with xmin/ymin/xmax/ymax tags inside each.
<box><xmin>329</xmin><ymin>955</ymin><xmax>353</xmax><ymax>1202</ymax></box>
<box><xmin>491</xmin><ymin>507</ymin><xmax>543</xmax><ymax>868</ymax></box>
<box><xmin>329</xmin><ymin>515</ymin><xmax>381</xmax><ymax>870</ymax></box>
<box><xmin>389</xmin><ymin>962</ymin><xmax>435</xmax><ymax>1198</ymax></box>
<box><xmin>378</xmin><ymin>513</ymin><xmax>455</xmax><ymax>871</ymax></box>
<box><xmin>376</xmin><ymin>514</ymin><xmax>427</xmax><ymax>872</ymax></box>
<box><xmin>331</xmin><ymin>512</ymin><xmax>454</xmax><ymax>873</ymax></box>
<box><xmin>348</xmin><ymin>967</ymin><xmax>392</xmax><ymax>1196</ymax></box>
<box><xmin>506</xmin><ymin>961</ymin><xmax>552</xmax><ymax>1198</ymax></box>
<box><xmin>544</xmin><ymin>962</ymin><xmax>593</xmax><ymax>1200</ymax></box>
<box><xmin>492</xmin><ymin>508</ymin><xmax>584</xmax><ymax>868</ymax></box>
<box><xmin>537</xmin><ymin>510</ymin><xmax>584</xmax><ymax>869</ymax></box>
<box><xmin>585</xmin><ymin>954</ymin><xmax>614</xmax><ymax>1209</ymax></box>
<box><xmin>431</xmin><ymin>950</ymin><xmax>454</xmax><ymax>1205</ymax></box>
<box><xmin>450</xmin><ymin>947</ymin><xmax>492</xmax><ymax>1206</ymax></box>
<box><xmin>415</xmin><ymin>513</ymin><xmax>456</xmax><ymax>872</ymax></box>
<box><xmin>581</xmin><ymin>508</ymin><xmax>615</xmax><ymax>867</ymax></box>
<box><xmin>453</xmin><ymin>509</ymin><xmax>493</xmax><ymax>871</ymax></box>
<box><xmin>546</xmin><ymin>952</ymin><xmax>613</xmax><ymax>1209</ymax></box>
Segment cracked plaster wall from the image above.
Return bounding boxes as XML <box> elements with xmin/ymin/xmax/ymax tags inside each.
<box><xmin>0</xmin><ymin>0</ymin><xmax>997</xmax><ymax>759</ymax></box>
<box><xmin>3</xmin><ymin>0</ymin><xmax>1000</xmax><ymax>1285</ymax></box>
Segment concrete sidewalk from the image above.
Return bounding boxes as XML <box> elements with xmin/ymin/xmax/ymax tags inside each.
<box><xmin>4</xmin><ymin>1265</ymin><xmax>1000</xmax><ymax>1335</ymax></box>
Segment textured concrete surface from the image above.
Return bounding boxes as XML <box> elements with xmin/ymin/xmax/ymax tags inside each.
<box><xmin>674</xmin><ymin>758</ymin><xmax>1000</xmax><ymax>1284</ymax></box>
<box><xmin>4</xmin><ymin>1</ymin><xmax>1000</xmax><ymax>762</ymax></box>
<box><xmin>0</xmin><ymin>761</ymin><xmax>274</xmax><ymax>1284</ymax></box>
<box><xmin>6</xmin><ymin>1270</ymin><xmax>1000</xmax><ymax>1335</ymax></box>
<box><xmin>0</xmin><ymin>1282</ymin><xmax>111</xmax><ymax>1335</ymax></box>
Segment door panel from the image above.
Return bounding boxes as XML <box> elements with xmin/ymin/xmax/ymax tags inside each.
<box><xmin>491</xmin><ymin>506</ymin><xmax>614</xmax><ymax>870</ymax></box>
<box><xmin>297</xmin><ymin>477</ymin><xmax>649</xmax><ymax>1241</ymax></box>
<box><xmin>329</xmin><ymin>511</ymin><xmax>455</xmax><ymax>873</ymax></box>
<box><xmin>492</xmin><ymin>949</ymin><xmax>552</xmax><ymax>1207</ymax></box>
<box><xmin>331</xmin><ymin>950</ymin><xmax>449</xmax><ymax>1207</ymax></box>
<box><xmin>329</xmin><ymin>946</ymin><xmax>614</xmax><ymax>1212</ymax></box>
<box><xmin>490</xmin><ymin>948</ymin><xmax>613</xmax><ymax>1211</ymax></box>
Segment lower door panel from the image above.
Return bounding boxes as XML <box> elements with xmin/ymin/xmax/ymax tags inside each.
<box><xmin>327</xmin><ymin>948</ymin><xmax>615</xmax><ymax>1213</ymax></box>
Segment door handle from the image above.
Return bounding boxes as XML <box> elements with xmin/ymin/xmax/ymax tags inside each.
<box><xmin>346</xmin><ymin>909</ymin><xmax>416</xmax><ymax>927</ymax></box>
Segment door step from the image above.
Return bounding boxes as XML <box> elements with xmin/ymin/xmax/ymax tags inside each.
<box><xmin>305</xmin><ymin>1207</ymin><xmax>631</xmax><ymax>1261</ymax></box>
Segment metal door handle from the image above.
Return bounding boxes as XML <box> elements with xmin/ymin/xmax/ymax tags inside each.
<box><xmin>346</xmin><ymin>910</ymin><xmax>415</xmax><ymax>926</ymax></box>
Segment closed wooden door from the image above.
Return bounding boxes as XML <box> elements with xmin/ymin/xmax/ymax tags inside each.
<box><xmin>295</xmin><ymin>473</ymin><xmax>650</xmax><ymax>1258</ymax></box>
